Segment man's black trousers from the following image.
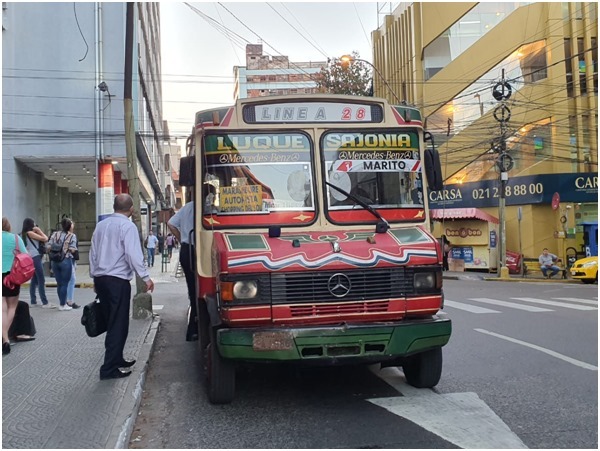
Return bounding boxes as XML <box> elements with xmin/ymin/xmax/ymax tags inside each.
<box><xmin>180</xmin><ymin>243</ymin><xmax>198</xmax><ymax>339</ymax></box>
<box><xmin>94</xmin><ymin>276</ymin><xmax>131</xmax><ymax>377</ymax></box>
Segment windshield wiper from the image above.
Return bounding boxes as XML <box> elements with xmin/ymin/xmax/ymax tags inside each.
<box><xmin>325</xmin><ymin>181</ymin><xmax>389</xmax><ymax>233</ymax></box>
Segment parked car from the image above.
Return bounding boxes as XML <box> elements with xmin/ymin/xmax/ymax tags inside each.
<box><xmin>570</xmin><ymin>256</ymin><xmax>598</xmax><ymax>284</ymax></box>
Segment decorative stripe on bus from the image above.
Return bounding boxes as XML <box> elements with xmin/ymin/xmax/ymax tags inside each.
<box><xmin>228</xmin><ymin>248</ymin><xmax>438</xmax><ymax>270</ymax></box>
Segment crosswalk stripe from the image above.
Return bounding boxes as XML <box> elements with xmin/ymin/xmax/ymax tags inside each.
<box><xmin>444</xmin><ymin>300</ymin><xmax>500</xmax><ymax>314</ymax></box>
<box><xmin>552</xmin><ymin>297</ymin><xmax>598</xmax><ymax>306</ymax></box>
<box><xmin>469</xmin><ymin>298</ymin><xmax>552</xmax><ymax>312</ymax></box>
<box><xmin>511</xmin><ymin>297</ymin><xmax>597</xmax><ymax>311</ymax></box>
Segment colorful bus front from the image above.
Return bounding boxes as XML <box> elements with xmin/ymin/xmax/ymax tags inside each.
<box><xmin>182</xmin><ymin>95</ymin><xmax>451</xmax><ymax>403</ymax></box>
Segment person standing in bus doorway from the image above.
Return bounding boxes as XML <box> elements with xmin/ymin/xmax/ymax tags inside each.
<box><xmin>145</xmin><ymin>230</ymin><xmax>159</xmax><ymax>267</ymax></box>
<box><xmin>167</xmin><ymin>200</ymin><xmax>198</xmax><ymax>341</ymax></box>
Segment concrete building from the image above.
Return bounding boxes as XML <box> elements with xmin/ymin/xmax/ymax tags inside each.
<box><xmin>2</xmin><ymin>2</ymin><xmax>175</xmax><ymax>259</ymax></box>
<box><xmin>233</xmin><ymin>44</ymin><xmax>326</xmax><ymax>99</ymax></box>
<box><xmin>373</xmin><ymin>2</ymin><xmax>598</xmax><ymax>265</ymax></box>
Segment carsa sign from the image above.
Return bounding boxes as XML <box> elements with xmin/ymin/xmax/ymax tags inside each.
<box><xmin>429</xmin><ymin>172</ymin><xmax>597</xmax><ymax>209</ymax></box>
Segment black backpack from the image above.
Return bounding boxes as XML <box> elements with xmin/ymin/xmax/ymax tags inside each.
<box><xmin>49</xmin><ymin>232</ymin><xmax>66</xmax><ymax>262</ymax></box>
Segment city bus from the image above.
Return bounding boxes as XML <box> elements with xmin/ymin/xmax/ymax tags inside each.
<box><xmin>180</xmin><ymin>94</ymin><xmax>450</xmax><ymax>403</ymax></box>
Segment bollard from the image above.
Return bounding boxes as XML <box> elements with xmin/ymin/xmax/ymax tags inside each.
<box><xmin>499</xmin><ymin>266</ymin><xmax>510</xmax><ymax>280</ymax></box>
<box><xmin>133</xmin><ymin>292</ymin><xmax>153</xmax><ymax>319</ymax></box>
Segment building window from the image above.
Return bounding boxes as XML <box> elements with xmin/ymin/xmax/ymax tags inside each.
<box><xmin>423</xmin><ymin>2</ymin><xmax>525</xmax><ymax>80</ymax></box>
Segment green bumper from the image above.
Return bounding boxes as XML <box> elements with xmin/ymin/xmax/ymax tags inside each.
<box><xmin>217</xmin><ymin>317</ymin><xmax>451</xmax><ymax>362</ymax></box>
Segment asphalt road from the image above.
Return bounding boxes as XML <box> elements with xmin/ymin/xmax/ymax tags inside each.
<box><xmin>130</xmin><ymin>279</ymin><xmax>598</xmax><ymax>449</ymax></box>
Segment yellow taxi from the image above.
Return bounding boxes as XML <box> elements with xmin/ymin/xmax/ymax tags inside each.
<box><xmin>570</xmin><ymin>256</ymin><xmax>598</xmax><ymax>284</ymax></box>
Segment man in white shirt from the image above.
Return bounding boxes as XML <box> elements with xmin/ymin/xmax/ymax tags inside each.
<box><xmin>167</xmin><ymin>200</ymin><xmax>198</xmax><ymax>341</ymax></box>
<box><xmin>90</xmin><ymin>194</ymin><xmax>154</xmax><ymax>380</ymax></box>
<box><xmin>145</xmin><ymin>230</ymin><xmax>159</xmax><ymax>267</ymax></box>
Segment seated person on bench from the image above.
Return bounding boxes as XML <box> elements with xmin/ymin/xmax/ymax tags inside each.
<box><xmin>539</xmin><ymin>248</ymin><xmax>561</xmax><ymax>278</ymax></box>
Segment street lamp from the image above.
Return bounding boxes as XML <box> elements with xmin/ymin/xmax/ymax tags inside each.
<box><xmin>339</xmin><ymin>54</ymin><xmax>402</xmax><ymax>104</ymax></box>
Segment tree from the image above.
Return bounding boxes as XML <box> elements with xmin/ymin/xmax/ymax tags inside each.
<box><xmin>315</xmin><ymin>51</ymin><xmax>373</xmax><ymax>96</ymax></box>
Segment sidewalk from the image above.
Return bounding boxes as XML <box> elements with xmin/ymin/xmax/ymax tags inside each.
<box><xmin>2</xmin><ymin>253</ymin><xmax>186</xmax><ymax>449</ymax></box>
<box><xmin>442</xmin><ymin>270</ymin><xmax>582</xmax><ymax>283</ymax></box>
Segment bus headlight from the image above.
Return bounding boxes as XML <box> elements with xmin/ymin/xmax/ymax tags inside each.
<box><xmin>233</xmin><ymin>280</ymin><xmax>258</xmax><ymax>299</ymax></box>
<box><xmin>414</xmin><ymin>272</ymin><xmax>436</xmax><ymax>291</ymax></box>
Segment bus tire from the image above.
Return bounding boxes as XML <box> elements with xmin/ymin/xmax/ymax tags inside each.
<box><xmin>206</xmin><ymin>331</ymin><xmax>235</xmax><ymax>404</ymax></box>
<box><xmin>402</xmin><ymin>348</ymin><xmax>443</xmax><ymax>388</ymax></box>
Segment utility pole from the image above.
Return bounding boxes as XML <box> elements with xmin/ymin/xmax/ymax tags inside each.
<box><xmin>492</xmin><ymin>70</ymin><xmax>514</xmax><ymax>278</ymax></box>
<box><xmin>124</xmin><ymin>2</ymin><xmax>147</xmax><ymax>300</ymax></box>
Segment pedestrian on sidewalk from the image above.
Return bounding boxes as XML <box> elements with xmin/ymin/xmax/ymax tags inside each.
<box><xmin>167</xmin><ymin>200</ymin><xmax>199</xmax><ymax>341</ymax></box>
<box><xmin>166</xmin><ymin>233</ymin><xmax>175</xmax><ymax>260</ymax></box>
<box><xmin>21</xmin><ymin>218</ymin><xmax>55</xmax><ymax>309</ymax></box>
<box><xmin>90</xmin><ymin>193</ymin><xmax>154</xmax><ymax>380</ymax></box>
<box><xmin>48</xmin><ymin>218</ymin><xmax>77</xmax><ymax>311</ymax></box>
<box><xmin>145</xmin><ymin>230</ymin><xmax>159</xmax><ymax>267</ymax></box>
<box><xmin>2</xmin><ymin>216</ymin><xmax>28</xmax><ymax>355</ymax></box>
<box><xmin>65</xmin><ymin>220</ymin><xmax>80</xmax><ymax>309</ymax></box>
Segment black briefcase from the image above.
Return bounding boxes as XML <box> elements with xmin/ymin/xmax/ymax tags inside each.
<box><xmin>81</xmin><ymin>297</ymin><xmax>107</xmax><ymax>337</ymax></box>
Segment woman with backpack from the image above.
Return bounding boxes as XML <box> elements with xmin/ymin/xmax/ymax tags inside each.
<box><xmin>2</xmin><ymin>217</ymin><xmax>28</xmax><ymax>355</ymax></box>
<box><xmin>21</xmin><ymin>218</ymin><xmax>55</xmax><ymax>309</ymax></box>
<box><xmin>47</xmin><ymin>218</ymin><xmax>78</xmax><ymax>311</ymax></box>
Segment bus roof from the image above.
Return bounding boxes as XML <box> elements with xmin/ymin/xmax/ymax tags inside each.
<box><xmin>194</xmin><ymin>94</ymin><xmax>422</xmax><ymax>129</ymax></box>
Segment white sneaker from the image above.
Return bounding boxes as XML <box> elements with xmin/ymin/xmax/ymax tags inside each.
<box><xmin>30</xmin><ymin>303</ymin><xmax>41</xmax><ymax>308</ymax></box>
<box><xmin>42</xmin><ymin>303</ymin><xmax>57</xmax><ymax>309</ymax></box>
<box><xmin>58</xmin><ymin>305</ymin><xmax>73</xmax><ymax>311</ymax></box>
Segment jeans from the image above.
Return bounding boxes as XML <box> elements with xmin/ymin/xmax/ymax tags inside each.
<box><xmin>541</xmin><ymin>265</ymin><xmax>560</xmax><ymax>277</ymax></box>
<box><xmin>147</xmin><ymin>248</ymin><xmax>156</xmax><ymax>266</ymax></box>
<box><xmin>51</xmin><ymin>258</ymin><xmax>73</xmax><ymax>306</ymax></box>
<box><xmin>67</xmin><ymin>260</ymin><xmax>76</xmax><ymax>302</ymax></box>
<box><xmin>30</xmin><ymin>255</ymin><xmax>49</xmax><ymax>305</ymax></box>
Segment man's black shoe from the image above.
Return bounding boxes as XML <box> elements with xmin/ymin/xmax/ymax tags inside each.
<box><xmin>119</xmin><ymin>359</ymin><xmax>136</xmax><ymax>368</ymax></box>
<box><xmin>100</xmin><ymin>369</ymin><xmax>131</xmax><ymax>380</ymax></box>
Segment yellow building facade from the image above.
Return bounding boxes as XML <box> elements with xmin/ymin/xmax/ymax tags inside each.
<box><xmin>373</xmin><ymin>2</ymin><xmax>598</xmax><ymax>265</ymax></box>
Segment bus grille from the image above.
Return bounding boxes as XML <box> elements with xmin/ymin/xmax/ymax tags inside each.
<box><xmin>290</xmin><ymin>301</ymin><xmax>389</xmax><ymax>317</ymax></box>
<box><xmin>271</xmin><ymin>268</ymin><xmax>414</xmax><ymax>304</ymax></box>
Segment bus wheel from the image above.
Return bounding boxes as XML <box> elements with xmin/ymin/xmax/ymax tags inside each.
<box><xmin>402</xmin><ymin>348</ymin><xmax>442</xmax><ymax>388</ymax></box>
<box><xmin>206</xmin><ymin>332</ymin><xmax>235</xmax><ymax>404</ymax></box>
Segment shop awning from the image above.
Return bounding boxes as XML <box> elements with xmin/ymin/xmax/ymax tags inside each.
<box><xmin>430</xmin><ymin>208</ymin><xmax>499</xmax><ymax>224</ymax></box>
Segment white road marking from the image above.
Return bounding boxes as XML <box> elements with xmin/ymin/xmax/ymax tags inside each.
<box><xmin>369</xmin><ymin>367</ymin><xmax>528</xmax><ymax>449</ymax></box>
<box><xmin>444</xmin><ymin>299</ymin><xmax>500</xmax><ymax>314</ymax></box>
<box><xmin>475</xmin><ymin>328</ymin><xmax>598</xmax><ymax>371</ymax></box>
<box><xmin>511</xmin><ymin>297</ymin><xmax>597</xmax><ymax>311</ymax></box>
<box><xmin>469</xmin><ymin>297</ymin><xmax>552</xmax><ymax>312</ymax></box>
<box><xmin>552</xmin><ymin>297</ymin><xmax>598</xmax><ymax>306</ymax></box>
<box><xmin>152</xmin><ymin>305</ymin><xmax>164</xmax><ymax>310</ymax></box>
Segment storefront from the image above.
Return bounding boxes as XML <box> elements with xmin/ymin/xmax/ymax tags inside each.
<box><xmin>431</xmin><ymin>208</ymin><xmax>499</xmax><ymax>271</ymax></box>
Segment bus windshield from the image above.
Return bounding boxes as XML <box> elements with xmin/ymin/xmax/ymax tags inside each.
<box><xmin>323</xmin><ymin>130</ymin><xmax>425</xmax><ymax>211</ymax></box>
<box><xmin>201</xmin><ymin>131</ymin><xmax>316</xmax><ymax>226</ymax></box>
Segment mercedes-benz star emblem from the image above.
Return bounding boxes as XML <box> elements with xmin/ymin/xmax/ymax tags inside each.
<box><xmin>328</xmin><ymin>273</ymin><xmax>351</xmax><ymax>298</ymax></box>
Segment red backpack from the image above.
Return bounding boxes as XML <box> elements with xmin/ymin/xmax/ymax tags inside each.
<box><xmin>3</xmin><ymin>234</ymin><xmax>35</xmax><ymax>289</ymax></box>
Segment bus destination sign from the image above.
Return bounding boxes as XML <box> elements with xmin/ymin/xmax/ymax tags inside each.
<box><xmin>249</xmin><ymin>102</ymin><xmax>379</xmax><ymax>124</ymax></box>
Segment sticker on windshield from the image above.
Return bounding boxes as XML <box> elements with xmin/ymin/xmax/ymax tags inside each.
<box><xmin>332</xmin><ymin>159</ymin><xmax>421</xmax><ymax>172</ymax></box>
<box><xmin>220</xmin><ymin>185</ymin><xmax>263</xmax><ymax>212</ymax></box>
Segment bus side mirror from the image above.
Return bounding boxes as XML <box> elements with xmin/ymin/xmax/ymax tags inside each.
<box><xmin>179</xmin><ymin>155</ymin><xmax>195</xmax><ymax>187</ymax></box>
<box><xmin>423</xmin><ymin>132</ymin><xmax>444</xmax><ymax>191</ymax></box>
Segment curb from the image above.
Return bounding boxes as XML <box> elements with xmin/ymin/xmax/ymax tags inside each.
<box><xmin>483</xmin><ymin>277</ymin><xmax>581</xmax><ymax>283</ymax></box>
<box><xmin>110</xmin><ymin>315</ymin><xmax>161</xmax><ymax>449</ymax></box>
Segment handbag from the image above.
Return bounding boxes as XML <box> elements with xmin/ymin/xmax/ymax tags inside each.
<box><xmin>81</xmin><ymin>297</ymin><xmax>107</xmax><ymax>337</ymax></box>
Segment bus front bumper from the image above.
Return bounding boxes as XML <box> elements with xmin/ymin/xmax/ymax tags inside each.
<box><xmin>216</xmin><ymin>317</ymin><xmax>451</xmax><ymax>363</ymax></box>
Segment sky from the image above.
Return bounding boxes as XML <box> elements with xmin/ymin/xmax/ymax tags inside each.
<box><xmin>160</xmin><ymin>2</ymin><xmax>388</xmax><ymax>143</ymax></box>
